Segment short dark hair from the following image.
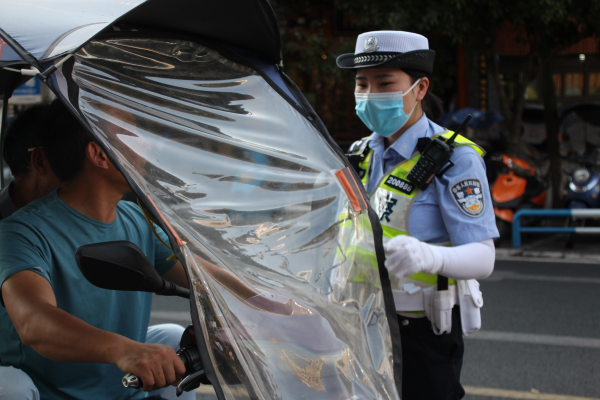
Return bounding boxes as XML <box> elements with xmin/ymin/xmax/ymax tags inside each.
<box><xmin>3</xmin><ymin>103</ymin><xmax>51</xmax><ymax>177</ymax></box>
<box><xmin>41</xmin><ymin>101</ymin><xmax>95</xmax><ymax>182</ymax></box>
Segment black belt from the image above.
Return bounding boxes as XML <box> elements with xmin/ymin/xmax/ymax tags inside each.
<box><xmin>437</xmin><ymin>275</ymin><xmax>449</xmax><ymax>291</ymax></box>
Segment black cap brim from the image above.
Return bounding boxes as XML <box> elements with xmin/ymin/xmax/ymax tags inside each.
<box><xmin>336</xmin><ymin>49</ymin><xmax>436</xmax><ymax>75</ymax></box>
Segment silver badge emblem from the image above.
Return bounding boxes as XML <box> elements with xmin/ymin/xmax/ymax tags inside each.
<box><xmin>364</xmin><ymin>36</ymin><xmax>379</xmax><ymax>53</ymax></box>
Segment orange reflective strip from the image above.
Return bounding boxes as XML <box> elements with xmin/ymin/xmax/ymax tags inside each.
<box><xmin>347</xmin><ymin>168</ymin><xmax>368</xmax><ymax>210</ymax></box>
<box><xmin>146</xmin><ymin>195</ymin><xmax>183</xmax><ymax>247</ymax></box>
<box><xmin>336</xmin><ymin>167</ymin><xmax>368</xmax><ymax>212</ymax></box>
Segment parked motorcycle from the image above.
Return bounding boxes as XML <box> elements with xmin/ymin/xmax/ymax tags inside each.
<box><xmin>559</xmin><ymin>103</ymin><xmax>600</xmax><ymax>247</ymax></box>
<box><xmin>490</xmin><ymin>153</ymin><xmax>547</xmax><ymax>243</ymax></box>
<box><xmin>561</xmin><ymin>152</ymin><xmax>600</xmax><ymax>248</ymax></box>
<box><xmin>562</xmin><ymin>152</ymin><xmax>600</xmax><ymax>210</ymax></box>
<box><xmin>560</xmin><ymin>103</ymin><xmax>600</xmax><ymax>210</ymax></box>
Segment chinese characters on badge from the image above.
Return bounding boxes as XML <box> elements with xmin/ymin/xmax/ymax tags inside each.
<box><xmin>451</xmin><ymin>178</ymin><xmax>484</xmax><ymax>217</ymax></box>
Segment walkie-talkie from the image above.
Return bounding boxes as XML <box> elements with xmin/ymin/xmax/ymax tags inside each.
<box><xmin>407</xmin><ymin>115</ymin><xmax>472</xmax><ymax>190</ymax></box>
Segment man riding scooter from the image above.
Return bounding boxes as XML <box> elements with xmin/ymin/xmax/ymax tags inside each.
<box><xmin>0</xmin><ymin>102</ymin><xmax>196</xmax><ymax>400</ymax></box>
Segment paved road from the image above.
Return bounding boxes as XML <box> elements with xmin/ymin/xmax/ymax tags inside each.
<box><xmin>462</xmin><ymin>259</ymin><xmax>600</xmax><ymax>400</ymax></box>
<box><xmin>150</xmin><ymin>258</ymin><xmax>600</xmax><ymax>400</ymax></box>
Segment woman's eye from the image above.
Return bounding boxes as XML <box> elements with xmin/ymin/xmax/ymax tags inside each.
<box><xmin>380</xmin><ymin>82</ymin><xmax>394</xmax><ymax>86</ymax></box>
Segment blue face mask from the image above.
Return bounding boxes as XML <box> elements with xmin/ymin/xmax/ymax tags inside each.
<box><xmin>354</xmin><ymin>79</ymin><xmax>421</xmax><ymax>137</ymax></box>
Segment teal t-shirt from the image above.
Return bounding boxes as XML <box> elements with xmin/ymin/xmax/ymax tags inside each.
<box><xmin>0</xmin><ymin>190</ymin><xmax>176</xmax><ymax>400</ymax></box>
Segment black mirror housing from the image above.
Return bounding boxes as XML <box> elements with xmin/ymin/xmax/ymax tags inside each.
<box><xmin>75</xmin><ymin>241</ymin><xmax>188</xmax><ymax>298</ymax></box>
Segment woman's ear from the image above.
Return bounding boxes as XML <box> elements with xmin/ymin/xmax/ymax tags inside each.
<box><xmin>415</xmin><ymin>77</ymin><xmax>430</xmax><ymax>102</ymax></box>
<box><xmin>85</xmin><ymin>142</ymin><xmax>110</xmax><ymax>170</ymax></box>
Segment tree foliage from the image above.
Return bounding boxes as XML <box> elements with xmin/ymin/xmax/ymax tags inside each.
<box><xmin>338</xmin><ymin>0</ymin><xmax>599</xmax><ymax>148</ymax></box>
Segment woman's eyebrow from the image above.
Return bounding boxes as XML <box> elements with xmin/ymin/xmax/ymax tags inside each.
<box><xmin>355</xmin><ymin>76</ymin><xmax>367</xmax><ymax>81</ymax></box>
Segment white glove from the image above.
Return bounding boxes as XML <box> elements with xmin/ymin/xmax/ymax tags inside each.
<box><xmin>384</xmin><ymin>236</ymin><xmax>443</xmax><ymax>281</ymax></box>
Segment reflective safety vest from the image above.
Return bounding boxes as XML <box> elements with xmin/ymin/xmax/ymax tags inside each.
<box><xmin>350</xmin><ymin>131</ymin><xmax>485</xmax><ymax>311</ymax></box>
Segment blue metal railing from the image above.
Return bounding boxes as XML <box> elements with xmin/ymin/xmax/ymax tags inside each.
<box><xmin>512</xmin><ymin>209</ymin><xmax>600</xmax><ymax>248</ymax></box>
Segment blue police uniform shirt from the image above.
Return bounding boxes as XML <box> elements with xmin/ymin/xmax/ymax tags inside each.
<box><xmin>0</xmin><ymin>190</ymin><xmax>176</xmax><ymax>400</ymax></box>
<box><xmin>367</xmin><ymin>114</ymin><xmax>499</xmax><ymax>246</ymax></box>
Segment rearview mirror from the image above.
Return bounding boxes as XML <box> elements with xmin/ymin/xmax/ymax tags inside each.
<box><xmin>75</xmin><ymin>241</ymin><xmax>189</xmax><ymax>299</ymax></box>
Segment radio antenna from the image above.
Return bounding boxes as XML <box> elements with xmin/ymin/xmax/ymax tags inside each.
<box><xmin>446</xmin><ymin>115</ymin><xmax>472</xmax><ymax>146</ymax></box>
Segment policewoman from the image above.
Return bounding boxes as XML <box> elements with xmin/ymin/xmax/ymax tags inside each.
<box><xmin>337</xmin><ymin>31</ymin><xmax>499</xmax><ymax>399</ymax></box>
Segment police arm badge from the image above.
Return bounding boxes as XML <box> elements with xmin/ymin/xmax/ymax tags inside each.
<box><xmin>451</xmin><ymin>178</ymin><xmax>485</xmax><ymax>217</ymax></box>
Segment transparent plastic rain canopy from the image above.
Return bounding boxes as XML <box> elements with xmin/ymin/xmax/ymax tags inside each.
<box><xmin>63</xmin><ymin>37</ymin><xmax>399</xmax><ymax>400</ymax></box>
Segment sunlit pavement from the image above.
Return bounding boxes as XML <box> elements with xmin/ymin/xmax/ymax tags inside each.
<box><xmin>150</xmin><ymin>254</ymin><xmax>600</xmax><ymax>400</ymax></box>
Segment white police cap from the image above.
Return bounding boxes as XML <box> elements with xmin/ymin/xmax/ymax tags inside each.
<box><xmin>336</xmin><ymin>31</ymin><xmax>436</xmax><ymax>74</ymax></box>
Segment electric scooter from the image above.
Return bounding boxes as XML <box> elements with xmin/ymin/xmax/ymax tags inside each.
<box><xmin>562</xmin><ymin>154</ymin><xmax>600</xmax><ymax>248</ymax></box>
<box><xmin>559</xmin><ymin>103</ymin><xmax>600</xmax><ymax>247</ymax></box>
<box><xmin>561</xmin><ymin>144</ymin><xmax>600</xmax><ymax>248</ymax></box>
<box><xmin>562</xmin><ymin>152</ymin><xmax>600</xmax><ymax>210</ymax></box>
<box><xmin>490</xmin><ymin>153</ymin><xmax>547</xmax><ymax>243</ymax></box>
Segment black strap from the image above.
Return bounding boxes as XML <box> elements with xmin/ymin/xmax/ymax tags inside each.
<box><xmin>346</xmin><ymin>138</ymin><xmax>370</xmax><ymax>176</ymax></box>
<box><xmin>437</xmin><ymin>275</ymin><xmax>449</xmax><ymax>291</ymax></box>
<box><xmin>346</xmin><ymin>154</ymin><xmax>363</xmax><ymax>175</ymax></box>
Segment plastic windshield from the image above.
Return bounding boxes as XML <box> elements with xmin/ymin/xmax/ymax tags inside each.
<box><xmin>67</xmin><ymin>37</ymin><xmax>398</xmax><ymax>400</ymax></box>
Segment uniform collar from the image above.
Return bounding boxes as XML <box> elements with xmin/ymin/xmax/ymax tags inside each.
<box><xmin>369</xmin><ymin>113</ymin><xmax>431</xmax><ymax>160</ymax></box>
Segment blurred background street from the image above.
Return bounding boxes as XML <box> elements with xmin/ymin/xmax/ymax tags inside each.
<box><xmin>150</xmin><ymin>249</ymin><xmax>600</xmax><ymax>400</ymax></box>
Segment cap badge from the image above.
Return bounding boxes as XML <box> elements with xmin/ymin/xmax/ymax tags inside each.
<box><xmin>364</xmin><ymin>36</ymin><xmax>379</xmax><ymax>53</ymax></box>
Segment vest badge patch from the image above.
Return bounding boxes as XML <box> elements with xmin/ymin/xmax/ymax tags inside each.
<box><xmin>451</xmin><ymin>178</ymin><xmax>484</xmax><ymax>217</ymax></box>
<box><xmin>384</xmin><ymin>174</ymin><xmax>415</xmax><ymax>195</ymax></box>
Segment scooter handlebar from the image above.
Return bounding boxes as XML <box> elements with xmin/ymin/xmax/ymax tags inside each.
<box><xmin>123</xmin><ymin>373</ymin><xmax>142</xmax><ymax>389</ymax></box>
<box><xmin>122</xmin><ymin>345</ymin><xmax>202</xmax><ymax>389</ymax></box>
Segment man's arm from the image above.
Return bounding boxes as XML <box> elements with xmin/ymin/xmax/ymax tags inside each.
<box><xmin>2</xmin><ymin>270</ymin><xmax>186</xmax><ymax>391</ymax></box>
<box><xmin>161</xmin><ymin>261</ymin><xmax>189</xmax><ymax>289</ymax></box>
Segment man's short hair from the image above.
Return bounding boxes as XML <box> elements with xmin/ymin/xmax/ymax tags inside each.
<box><xmin>41</xmin><ymin>101</ymin><xmax>95</xmax><ymax>182</ymax></box>
<box><xmin>3</xmin><ymin>103</ymin><xmax>51</xmax><ymax>177</ymax></box>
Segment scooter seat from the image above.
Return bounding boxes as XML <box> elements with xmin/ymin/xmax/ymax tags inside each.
<box><xmin>491</xmin><ymin>173</ymin><xmax>527</xmax><ymax>205</ymax></box>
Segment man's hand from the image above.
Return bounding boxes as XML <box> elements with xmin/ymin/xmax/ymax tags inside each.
<box><xmin>113</xmin><ymin>342</ymin><xmax>186</xmax><ymax>391</ymax></box>
<box><xmin>384</xmin><ymin>236</ymin><xmax>443</xmax><ymax>280</ymax></box>
<box><xmin>3</xmin><ymin>269</ymin><xmax>185</xmax><ymax>391</ymax></box>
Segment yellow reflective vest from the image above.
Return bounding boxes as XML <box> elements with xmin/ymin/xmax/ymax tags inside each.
<box><xmin>350</xmin><ymin>131</ymin><xmax>485</xmax><ymax>311</ymax></box>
